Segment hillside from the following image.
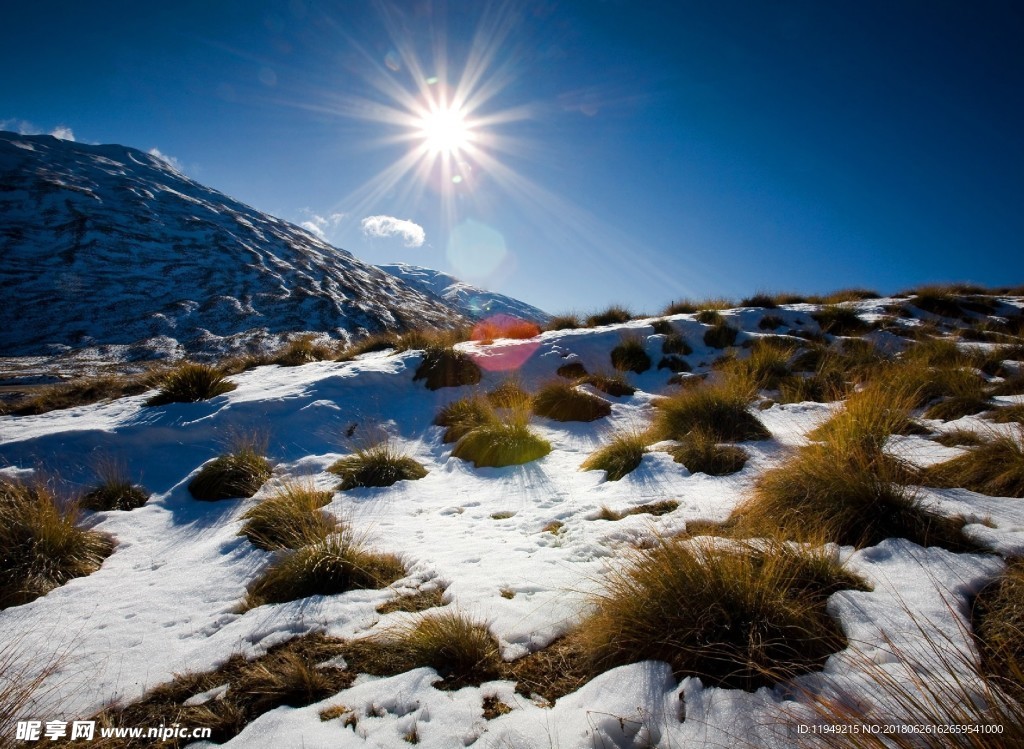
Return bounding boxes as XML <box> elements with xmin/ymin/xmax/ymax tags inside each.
<box><xmin>1</xmin><ymin>288</ymin><xmax>1024</xmax><ymax>747</ymax></box>
<box><xmin>0</xmin><ymin>132</ymin><xmax>462</xmax><ymax>360</ymax></box>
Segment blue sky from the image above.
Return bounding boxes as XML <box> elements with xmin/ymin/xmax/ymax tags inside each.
<box><xmin>3</xmin><ymin>1</ymin><xmax>1022</xmax><ymax>314</ymax></box>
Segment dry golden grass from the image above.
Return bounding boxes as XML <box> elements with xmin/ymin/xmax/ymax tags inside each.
<box><xmin>470</xmin><ymin>317</ymin><xmax>541</xmax><ymax>341</ymax></box>
<box><xmin>244</xmin><ymin>530</ymin><xmax>405</xmax><ymax>609</ymax></box>
<box><xmin>925</xmin><ymin>427</ymin><xmax>1024</xmax><ymax>498</ymax></box>
<box><xmin>545</xmin><ymin>313</ymin><xmax>583</xmax><ymax>331</ymax></box>
<box><xmin>652</xmin><ymin>380</ymin><xmax>770</xmax><ymax>442</ymax></box>
<box><xmin>721</xmin><ymin>337</ymin><xmax>796</xmax><ymax>391</ymax></box>
<box><xmin>451</xmin><ymin>407</ymin><xmax>552</xmax><ymax>468</ymax></box>
<box><xmin>593</xmin><ymin>500</ymin><xmax>679</xmax><ymax>521</ymax></box>
<box><xmin>703</xmin><ymin>320</ymin><xmax>740</xmax><ymax>348</ymax></box>
<box><xmin>80</xmin><ymin>459</ymin><xmax>148</xmax><ymax>512</ymax></box>
<box><xmin>376</xmin><ymin>587</ymin><xmax>446</xmax><ymax>615</ymax></box>
<box><xmin>270</xmin><ymin>334</ymin><xmax>337</xmax><ymax>366</ymax></box>
<box><xmin>1</xmin><ymin>370</ymin><xmax>161</xmax><ymax>416</ymax></box>
<box><xmin>0</xmin><ymin>479</ymin><xmax>114</xmax><ymax>610</ymax></box>
<box><xmin>577</xmin><ymin>372</ymin><xmax>636</xmax><ymax>397</ymax></box>
<box><xmin>433</xmin><ymin>394</ymin><xmax>495</xmax><ymax>443</ymax></box>
<box><xmin>188</xmin><ymin>437</ymin><xmax>272</xmax><ymax>501</ymax></box>
<box><xmin>580</xmin><ymin>430</ymin><xmax>647</xmax><ymax>481</ymax></box>
<box><xmin>485</xmin><ymin>378</ymin><xmax>533</xmax><ymax>410</ymax></box>
<box><xmin>328</xmin><ymin>440</ymin><xmax>427</xmax><ymax>490</ymax></box>
<box><xmin>585</xmin><ymin>305</ymin><xmax>634</xmax><ymax>327</ymax></box>
<box><xmin>146</xmin><ymin>362</ymin><xmax>236</xmax><ymax>406</ymax></box>
<box><xmin>577</xmin><ymin>537</ymin><xmax>867</xmax><ymax>691</ymax></box>
<box><xmin>532</xmin><ymin>381</ymin><xmax>611</xmax><ymax>422</ymax></box>
<box><xmin>812</xmin><ymin>305</ymin><xmax>869</xmax><ymax>336</ymax></box>
<box><xmin>668</xmin><ymin>428</ymin><xmax>749</xmax><ymax>476</ymax></box>
<box><xmin>238</xmin><ymin>482</ymin><xmax>336</xmax><ymax>550</ymax></box>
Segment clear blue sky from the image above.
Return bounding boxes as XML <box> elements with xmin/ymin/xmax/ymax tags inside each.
<box><xmin>3</xmin><ymin>0</ymin><xmax>1022</xmax><ymax>314</ymax></box>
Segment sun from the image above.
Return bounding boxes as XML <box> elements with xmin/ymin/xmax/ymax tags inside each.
<box><xmin>418</xmin><ymin>105</ymin><xmax>472</xmax><ymax>156</ymax></box>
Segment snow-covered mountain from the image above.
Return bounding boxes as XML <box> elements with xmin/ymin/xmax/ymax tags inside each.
<box><xmin>0</xmin><ymin>132</ymin><xmax>463</xmax><ymax>359</ymax></box>
<box><xmin>378</xmin><ymin>262</ymin><xmax>550</xmax><ymax>323</ymax></box>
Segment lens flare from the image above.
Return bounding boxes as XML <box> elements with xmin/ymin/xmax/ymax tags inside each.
<box><xmin>419</xmin><ymin>105</ymin><xmax>472</xmax><ymax>155</ymax></box>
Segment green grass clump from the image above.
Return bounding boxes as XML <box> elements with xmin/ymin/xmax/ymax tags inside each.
<box><xmin>434</xmin><ymin>394</ymin><xmax>495</xmax><ymax>443</ymax></box>
<box><xmin>329</xmin><ymin>441</ymin><xmax>427</xmax><ymax>490</ymax></box>
<box><xmin>585</xmin><ymin>305</ymin><xmax>633</xmax><ymax>327</ymax></box>
<box><xmin>350</xmin><ymin>610</ymin><xmax>501</xmax><ymax>689</ymax></box>
<box><xmin>532</xmin><ymin>381</ymin><xmax>611</xmax><ymax>422</ymax></box>
<box><xmin>577</xmin><ymin>537</ymin><xmax>865</xmax><ymax>691</ymax></box>
<box><xmin>0</xmin><ymin>480</ymin><xmax>114</xmax><ymax>609</ymax></box>
<box><xmin>413</xmin><ymin>346</ymin><xmax>482</xmax><ymax>390</ymax></box>
<box><xmin>610</xmin><ymin>335</ymin><xmax>651</xmax><ymax>373</ymax></box>
<box><xmin>451</xmin><ymin>410</ymin><xmax>551</xmax><ymax>468</ymax></box>
<box><xmin>703</xmin><ymin>320</ymin><xmax>740</xmax><ymax>348</ymax></box>
<box><xmin>812</xmin><ymin>305</ymin><xmax>868</xmax><ymax>336</ymax></box>
<box><xmin>244</xmin><ymin>531</ymin><xmax>405</xmax><ymax>609</ymax></box>
<box><xmin>188</xmin><ymin>442</ymin><xmax>273</xmax><ymax>501</ymax></box>
<box><xmin>238</xmin><ymin>483</ymin><xmax>336</xmax><ymax>550</ymax></box>
<box><xmin>580</xmin><ymin>431</ymin><xmax>646</xmax><ymax>481</ymax></box>
<box><xmin>925</xmin><ymin>428</ymin><xmax>1024</xmax><ymax>498</ymax></box>
<box><xmin>652</xmin><ymin>382</ymin><xmax>770</xmax><ymax>442</ymax></box>
<box><xmin>146</xmin><ymin>363</ymin><xmax>236</xmax><ymax>406</ymax></box>
<box><xmin>668</xmin><ymin>428</ymin><xmax>749</xmax><ymax>476</ymax></box>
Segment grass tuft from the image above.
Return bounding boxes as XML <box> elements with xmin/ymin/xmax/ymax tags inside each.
<box><xmin>577</xmin><ymin>372</ymin><xmax>636</xmax><ymax>397</ymax></box>
<box><xmin>577</xmin><ymin>537</ymin><xmax>865</xmax><ymax>690</ymax></box>
<box><xmin>668</xmin><ymin>428</ymin><xmax>749</xmax><ymax>476</ymax></box>
<box><xmin>80</xmin><ymin>459</ymin><xmax>148</xmax><ymax>512</ymax></box>
<box><xmin>244</xmin><ymin>530</ymin><xmax>405</xmax><ymax>609</ymax></box>
<box><xmin>272</xmin><ymin>335</ymin><xmax>336</xmax><ymax>366</ymax></box>
<box><xmin>412</xmin><ymin>346</ymin><xmax>482</xmax><ymax>390</ymax></box>
<box><xmin>555</xmin><ymin>361</ymin><xmax>588</xmax><ymax>379</ymax></box>
<box><xmin>610</xmin><ymin>335</ymin><xmax>651</xmax><ymax>373</ymax></box>
<box><xmin>925</xmin><ymin>427</ymin><xmax>1024</xmax><ymax>498</ymax></box>
<box><xmin>580</xmin><ymin>430</ymin><xmax>646</xmax><ymax>481</ymax></box>
<box><xmin>451</xmin><ymin>409</ymin><xmax>551</xmax><ymax>468</ymax></box>
<box><xmin>0</xmin><ymin>479</ymin><xmax>114</xmax><ymax>609</ymax></box>
<box><xmin>1</xmin><ymin>371</ymin><xmax>159</xmax><ymax>416</ymax></box>
<box><xmin>593</xmin><ymin>500</ymin><xmax>679</xmax><ymax>521</ymax></box>
<box><xmin>146</xmin><ymin>362</ymin><xmax>236</xmax><ymax>406</ymax></box>
<box><xmin>812</xmin><ymin>305</ymin><xmax>868</xmax><ymax>336</ymax></box>
<box><xmin>652</xmin><ymin>382</ymin><xmax>770</xmax><ymax>442</ymax></box>
<box><xmin>347</xmin><ymin>611</ymin><xmax>501</xmax><ymax>689</ymax></box>
<box><xmin>545</xmin><ymin>313</ymin><xmax>582</xmax><ymax>331</ymax></box>
<box><xmin>329</xmin><ymin>441</ymin><xmax>428</xmax><ymax>490</ymax></box>
<box><xmin>703</xmin><ymin>320</ymin><xmax>740</xmax><ymax>348</ymax></box>
<box><xmin>238</xmin><ymin>482</ymin><xmax>336</xmax><ymax>550</ymax></box>
<box><xmin>434</xmin><ymin>395</ymin><xmax>494</xmax><ymax>443</ymax></box>
<box><xmin>188</xmin><ymin>439</ymin><xmax>272</xmax><ymax>501</ymax></box>
<box><xmin>532</xmin><ymin>381</ymin><xmax>612</xmax><ymax>422</ymax></box>
<box><xmin>585</xmin><ymin>305</ymin><xmax>634</xmax><ymax>327</ymax></box>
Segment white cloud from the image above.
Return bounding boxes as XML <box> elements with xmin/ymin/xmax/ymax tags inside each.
<box><xmin>148</xmin><ymin>147</ymin><xmax>183</xmax><ymax>172</ymax></box>
<box><xmin>360</xmin><ymin>215</ymin><xmax>425</xmax><ymax>247</ymax></box>
<box><xmin>299</xmin><ymin>211</ymin><xmax>345</xmax><ymax>240</ymax></box>
<box><xmin>50</xmin><ymin>125</ymin><xmax>75</xmax><ymax>141</ymax></box>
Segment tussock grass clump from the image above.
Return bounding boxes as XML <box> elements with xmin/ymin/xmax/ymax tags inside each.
<box><xmin>413</xmin><ymin>346</ymin><xmax>482</xmax><ymax>390</ymax></box>
<box><xmin>80</xmin><ymin>478</ymin><xmax>148</xmax><ymax>512</ymax></box>
<box><xmin>610</xmin><ymin>335</ymin><xmax>651</xmax><ymax>373</ymax></box>
<box><xmin>723</xmin><ymin>338</ymin><xmax>795</xmax><ymax>391</ymax></box>
<box><xmin>663</xmin><ymin>299</ymin><xmax>699</xmax><ymax>315</ymax></box>
<box><xmin>991</xmin><ymin>374</ymin><xmax>1024</xmax><ymax>397</ymax></box>
<box><xmin>649</xmin><ymin>319</ymin><xmax>674</xmax><ymax>335</ymax></box>
<box><xmin>741</xmin><ymin>431</ymin><xmax>973</xmax><ymax>551</ymax></box>
<box><xmin>818</xmin><ymin>288</ymin><xmax>880</xmax><ymax>304</ymax></box>
<box><xmin>238</xmin><ymin>483</ymin><xmax>336</xmax><ymax>550</ymax></box>
<box><xmin>585</xmin><ymin>305</ymin><xmax>634</xmax><ymax>327</ymax></box>
<box><xmin>759</xmin><ymin>314</ymin><xmax>785</xmax><ymax>330</ymax></box>
<box><xmin>349</xmin><ymin>610</ymin><xmax>501</xmax><ymax>689</ymax></box>
<box><xmin>658</xmin><ymin>355</ymin><xmax>691</xmax><ymax>373</ymax></box>
<box><xmin>777</xmin><ymin>370</ymin><xmax>844</xmax><ymax>404</ymax></box>
<box><xmin>329</xmin><ymin>441</ymin><xmax>427</xmax><ymax>490</ymax></box>
<box><xmin>272</xmin><ymin>335</ymin><xmax>336</xmax><ymax>366</ymax></box>
<box><xmin>812</xmin><ymin>305</ymin><xmax>868</xmax><ymax>336</ymax></box>
<box><xmin>556</xmin><ymin>361</ymin><xmax>587</xmax><ymax>379</ymax></box>
<box><xmin>661</xmin><ymin>332</ymin><xmax>693</xmax><ymax>355</ymax></box>
<box><xmin>925</xmin><ymin>428</ymin><xmax>1024</xmax><ymax>498</ymax></box>
<box><xmin>434</xmin><ymin>395</ymin><xmax>494</xmax><ymax>443</ymax></box>
<box><xmin>933</xmin><ymin>428</ymin><xmax>985</xmax><ymax>447</ymax></box>
<box><xmin>740</xmin><ymin>293</ymin><xmax>779</xmax><ymax>308</ymax></box>
<box><xmin>580</xmin><ymin>431</ymin><xmax>646</xmax><ymax>481</ymax></box>
<box><xmin>0</xmin><ymin>480</ymin><xmax>114</xmax><ymax>609</ymax></box>
<box><xmin>532</xmin><ymin>381</ymin><xmax>611</xmax><ymax>422</ymax></box>
<box><xmin>908</xmin><ymin>285</ymin><xmax>970</xmax><ymax>317</ymax></box>
<box><xmin>703</xmin><ymin>320</ymin><xmax>740</xmax><ymax>348</ymax></box>
<box><xmin>578</xmin><ymin>372</ymin><xmax>635</xmax><ymax>397</ymax></box>
<box><xmin>695</xmin><ymin>309</ymin><xmax>723</xmax><ymax>325</ymax></box>
<box><xmin>244</xmin><ymin>531</ymin><xmax>405</xmax><ymax>609</ymax></box>
<box><xmin>987</xmin><ymin>404</ymin><xmax>1024</xmax><ymax>424</ymax></box>
<box><xmin>146</xmin><ymin>362</ymin><xmax>236</xmax><ymax>406</ymax></box>
<box><xmin>451</xmin><ymin>410</ymin><xmax>551</xmax><ymax>468</ymax></box>
<box><xmin>578</xmin><ymin>537</ymin><xmax>864</xmax><ymax>690</ymax></box>
<box><xmin>189</xmin><ymin>441</ymin><xmax>273</xmax><ymax>501</ymax></box>
<box><xmin>377</xmin><ymin>587</ymin><xmax>446</xmax><ymax>615</ymax></box>
<box><xmin>973</xmin><ymin>559</ymin><xmax>1024</xmax><ymax>699</ymax></box>
<box><xmin>486</xmin><ymin>378</ymin><xmax>532</xmax><ymax>410</ymax></box>
<box><xmin>545</xmin><ymin>313</ymin><xmax>582</xmax><ymax>331</ymax></box>
<box><xmin>652</xmin><ymin>382</ymin><xmax>770</xmax><ymax>442</ymax></box>
<box><xmin>668</xmin><ymin>428</ymin><xmax>749</xmax><ymax>476</ymax></box>
<box><xmin>808</xmin><ymin>379</ymin><xmax>920</xmax><ymax>452</ymax></box>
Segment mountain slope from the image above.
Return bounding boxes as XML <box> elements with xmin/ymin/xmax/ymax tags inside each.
<box><xmin>0</xmin><ymin>132</ymin><xmax>463</xmax><ymax>358</ymax></box>
<box><xmin>378</xmin><ymin>262</ymin><xmax>550</xmax><ymax>323</ymax></box>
